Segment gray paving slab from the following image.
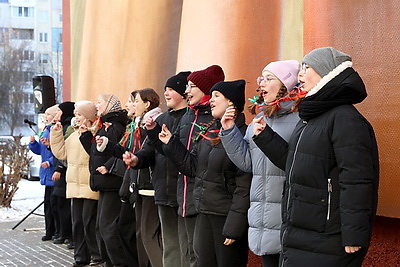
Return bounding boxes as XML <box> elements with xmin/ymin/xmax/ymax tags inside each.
<box><xmin>0</xmin><ymin>216</ymin><xmax>74</xmax><ymax>267</ymax></box>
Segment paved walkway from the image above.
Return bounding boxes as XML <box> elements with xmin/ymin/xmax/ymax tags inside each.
<box><xmin>0</xmin><ymin>216</ymin><xmax>74</xmax><ymax>267</ymax></box>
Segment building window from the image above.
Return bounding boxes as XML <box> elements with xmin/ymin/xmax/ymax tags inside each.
<box><xmin>22</xmin><ymin>50</ymin><xmax>34</xmax><ymax>61</ymax></box>
<box><xmin>12</xmin><ymin>7</ymin><xmax>34</xmax><ymax>18</ymax></box>
<box><xmin>39</xmin><ymin>32</ymin><xmax>48</xmax><ymax>42</ymax></box>
<box><xmin>59</xmin><ymin>13</ymin><xmax>62</xmax><ymax>23</ymax></box>
<box><xmin>39</xmin><ymin>53</ymin><xmax>49</xmax><ymax>64</ymax></box>
<box><xmin>38</xmin><ymin>11</ymin><xmax>48</xmax><ymax>22</ymax></box>
<box><xmin>11</xmin><ymin>29</ymin><xmax>34</xmax><ymax>40</ymax></box>
<box><xmin>23</xmin><ymin>71</ymin><xmax>34</xmax><ymax>82</ymax></box>
<box><xmin>23</xmin><ymin>93</ymin><xmax>30</xmax><ymax>104</ymax></box>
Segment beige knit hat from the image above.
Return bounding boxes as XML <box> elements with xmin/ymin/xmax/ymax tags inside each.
<box><xmin>74</xmin><ymin>100</ymin><xmax>97</xmax><ymax>122</ymax></box>
<box><xmin>45</xmin><ymin>104</ymin><xmax>59</xmax><ymax>117</ymax></box>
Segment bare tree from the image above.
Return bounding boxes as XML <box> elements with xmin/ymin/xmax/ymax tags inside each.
<box><xmin>0</xmin><ymin>136</ymin><xmax>30</xmax><ymax>208</ymax></box>
<box><xmin>0</xmin><ymin>31</ymin><xmax>36</xmax><ymax>135</ymax></box>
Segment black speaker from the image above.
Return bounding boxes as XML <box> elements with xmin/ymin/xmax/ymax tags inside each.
<box><xmin>33</xmin><ymin>75</ymin><xmax>56</xmax><ymax>113</ymax></box>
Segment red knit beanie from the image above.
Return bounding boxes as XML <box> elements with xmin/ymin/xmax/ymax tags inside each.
<box><xmin>187</xmin><ymin>65</ymin><xmax>225</xmax><ymax>95</ymax></box>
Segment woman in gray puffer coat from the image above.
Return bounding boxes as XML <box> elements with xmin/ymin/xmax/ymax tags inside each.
<box><xmin>219</xmin><ymin>60</ymin><xmax>300</xmax><ymax>267</ymax></box>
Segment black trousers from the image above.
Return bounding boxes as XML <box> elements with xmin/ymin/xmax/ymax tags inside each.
<box><xmin>135</xmin><ymin>195</ymin><xmax>162</xmax><ymax>267</ymax></box>
<box><xmin>97</xmin><ymin>191</ymin><xmax>127</xmax><ymax>267</ymax></box>
<box><xmin>193</xmin><ymin>213</ymin><xmax>248</xmax><ymax>267</ymax></box>
<box><xmin>71</xmin><ymin>198</ymin><xmax>100</xmax><ymax>263</ymax></box>
<box><xmin>44</xmin><ymin>186</ymin><xmax>57</xmax><ymax>238</ymax></box>
<box><xmin>118</xmin><ymin>201</ymin><xmax>139</xmax><ymax>267</ymax></box>
<box><xmin>262</xmin><ymin>253</ymin><xmax>280</xmax><ymax>267</ymax></box>
<box><xmin>53</xmin><ymin>195</ymin><xmax>72</xmax><ymax>239</ymax></box>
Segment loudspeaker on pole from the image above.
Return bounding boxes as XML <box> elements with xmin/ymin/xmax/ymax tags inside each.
<box><xmin>33</xmin><ymin>75</ymin><xmax>56</xmax><ymax>114</ymax></box>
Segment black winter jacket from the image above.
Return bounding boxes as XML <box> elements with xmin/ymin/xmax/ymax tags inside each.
<box><xmin>172</xmin><ymin>103</ymin><xmax>214</xmax><ymax>217</ymax></box>
<box><xmin>80</xmin><ymin>111</ymin><xmax>129</xmax><ymax>192</ymax></box>
<box><xmin>164</xmin><ymin>114</ymin><xmax>251</xmax><ymax>240</ymax></box>
<box><xmin>254</xmin><ymin>66</ymin><xmax>379</xmax><ymax>266</ymax></box>
<box><xmin>135</xmin><ymin>107</ymin><xmax>187</xmax><ymax>207</ymax></box>
<box><xmin>102</xmin><ymin>129</ymin><xmax>153</xmax><ymax>205</ymax></box>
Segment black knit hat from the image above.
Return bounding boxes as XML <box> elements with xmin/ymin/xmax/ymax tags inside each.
<box><xmin>210</xmin><ymin>80</ymin><xmax>246</xmax><ymax>113</ymax></box>
<box><xmin>58</xmin><ymin>101</ymin><xmax>75</xmax><ymax>122</ymax></box>
<box><xmin>165</xmin><ymin>71</ymin><xmax>191</xmax><ymax>96</ymax></box>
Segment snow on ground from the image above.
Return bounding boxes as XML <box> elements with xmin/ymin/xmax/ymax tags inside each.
<box><xmin>0</xmin><ymin>179</ymin><xmax>44</xmax><ymax>221</ymax></box>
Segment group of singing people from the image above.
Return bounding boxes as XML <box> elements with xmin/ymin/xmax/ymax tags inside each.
<box><xmin>29</xmin><ymin>46</ymin><xmax>379</xmax><ymax>267</ymax></box>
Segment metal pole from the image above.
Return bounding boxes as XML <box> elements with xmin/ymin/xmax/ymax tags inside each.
<box><xmin>11</xmin><ymin>200</ymin><xmax>44</xmax><ymax>230</ymax></box>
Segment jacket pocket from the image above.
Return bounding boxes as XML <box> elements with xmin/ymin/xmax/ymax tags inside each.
<box><xmin>289</xmin><ymin>183</ymin><xmax>328</xmax><ymax>233</ymax></box>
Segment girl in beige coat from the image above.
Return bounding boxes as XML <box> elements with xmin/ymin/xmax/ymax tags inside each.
<box><xmin>50</xmin><ymin>100</ymin><xmax>102</xmax><ymax>267</ymax></box>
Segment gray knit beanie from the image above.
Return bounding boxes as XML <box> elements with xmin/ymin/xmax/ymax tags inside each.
<box><xmin>303</xmin><ymin>47</ymin><xmax>352</xmax><ymax>77</ymax></box>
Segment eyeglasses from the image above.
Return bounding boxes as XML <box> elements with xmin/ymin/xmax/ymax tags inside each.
<box><xmin>186</xmin><ymin>84</ymin><xmax>198</xmax><ymax>91</ymax></box>
<box><xmin>301</xmin><ymin>63</ymin><xmax>309</xmax><ymax>73</ymax></box>
<box><xmin>256</xmin><ymin>76</ymin><xmax>278</xmax><ymax>86</ymax></box>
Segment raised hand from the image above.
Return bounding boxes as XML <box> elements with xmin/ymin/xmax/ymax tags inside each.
<box><xmin>221</xmin><ymin>106</ymin><xmax>236</xmax><ymax>130</ymax></box>
<box><xmin>122</xmin><ymin>151</ymin><xmax>139</xmax><ymax>167</ymax></box>
<box><xmin>95</xmin><ymin>136</ymin><xmax>103</xmax><ymax>146</ymax></box>
<box><xmin>104</xmin><ymin>122</ymin><xmax>112</xmax><ymax>131</ymax></box>
<box><xmin>40</xmin><ymin>137</ymin><xmax>50</xmax><ymax>146</ymax></box>
<box><xmin>52</xmin><ymin>121</ymin><xmax>62</xmax><ymax>131</ymax></box>
<box><xmin>79</xmin><ymin>119</ymin><xmax>88</xmax><ymax>133</ymax></box>
<box><xmin>145</xmin><ymin>116</ymin><xmax>156</xmax><ymax>130</ymax></box>
<box><xmin>253</xmin><ymin>116</ymin><xmax>266</xmax><ymax>136</ymax></box>
<box><xmin>158</xmin><ymin>124</ymin><xmax>172</xmax><ymax>144</ymax></box>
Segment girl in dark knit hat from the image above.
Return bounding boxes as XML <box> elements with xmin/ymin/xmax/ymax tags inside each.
<box><xmin>158</xmin><ymin>80</ymin><xmax>251</xmax><ymax>267</ymax></box>
<box><xmin>142</xmin><ymin>64</ymin><xmax>225</xmax><ymax>267</ymax></box>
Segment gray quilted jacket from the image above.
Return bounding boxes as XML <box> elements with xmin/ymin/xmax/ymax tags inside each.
<box><xmin>219</xmin><ymin>101</ymin><xmax>298</xmax><ymax>256</ymax></box>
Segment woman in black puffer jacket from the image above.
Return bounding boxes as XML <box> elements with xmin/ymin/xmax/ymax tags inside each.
<box><xmin>253</xmin><ymin>47</ymin><xmax>379</xmax><ymax>267</ymax></box>
<box><xmin>159</xmin><ymin>80</ymin><xmax>252</xmax><ymax>267</ymax></box>
<box><xmin>80</xmin><ymin>94</ymin><xmax>129</xmax><ymax>267</ymax></box>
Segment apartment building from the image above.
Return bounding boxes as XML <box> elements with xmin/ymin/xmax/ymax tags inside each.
<box><xmin>0</xmin><ymin>0</ymin><xmax>62</xmax><ymax>135</ymax></box>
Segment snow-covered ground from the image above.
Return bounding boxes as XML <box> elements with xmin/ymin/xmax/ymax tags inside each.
<box><xmin>0</xmin><ymin>179</ymin><xmax>44</xmax><ymax>221</ymax></box>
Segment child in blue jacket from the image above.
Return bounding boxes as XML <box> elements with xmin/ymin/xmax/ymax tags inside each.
<box><xmin>28</xmin><ymin>104</ymin><xmax>59</xmax><ymax>241</ymax></box>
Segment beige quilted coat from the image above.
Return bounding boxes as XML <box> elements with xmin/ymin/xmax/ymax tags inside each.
<box><xmin>50</xmin><ymin>127</ymin><xmax>99</xmax><ymax>200</ymax></box>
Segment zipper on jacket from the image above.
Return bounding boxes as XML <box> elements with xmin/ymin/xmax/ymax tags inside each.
<box><xmin>287</xmin><ymin>121</ymin><xmax>307</xmax><ymax>212</ymax></box>
<box><xmin>281</xmin><ymin>121</ymin><xmax>307</xmax><ymax>267</ymax></box>
<box><xmin>182</xmin><ymin>109</ymin><xmax>199</xmax><ymax>217</ymax></box>
<box><xmin>327</xmin><ymin>178</ymin><xmax>332</xmax><ymax>220</ymax></box>
<box><xmin>280</xmin><ymin>228</ymin><xmax>287</xmax><ymax>267</ymax></box>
